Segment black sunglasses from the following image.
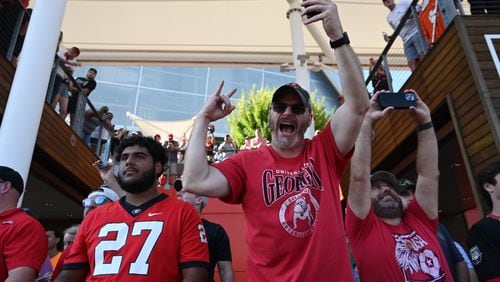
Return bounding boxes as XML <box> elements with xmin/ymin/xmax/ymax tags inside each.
<box><xmin>272</xmin><ymin>102</ymin><xmax>307</xmax><ymax>115</ymax></box>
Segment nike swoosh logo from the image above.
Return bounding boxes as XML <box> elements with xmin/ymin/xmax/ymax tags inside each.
<box><xmin>148</xmin><ymin>212</ymin><xmax>163</xmax><ymax>217</ymax></box>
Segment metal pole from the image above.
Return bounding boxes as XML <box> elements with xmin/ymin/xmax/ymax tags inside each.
<box><xmin>286</xmin><ymin>0</ymin><xmax>314</xmax><ymax>138</ymax></box>
<box><xmin>0</xmin><ymin>1</ymin><xmax>67</xmax><ymax>203</ymax></box>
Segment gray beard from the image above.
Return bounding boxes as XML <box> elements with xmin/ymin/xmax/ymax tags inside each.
<box><xmin>373</xmin><ymin>195</ymin><xmax>403</xmax><ymax>219</ymax></box>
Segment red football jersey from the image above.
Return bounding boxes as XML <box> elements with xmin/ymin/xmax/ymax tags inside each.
<box><xmin>64</xmin><ymin>194</ymin><xmax>209</xmax><ymax>281</ymax></box>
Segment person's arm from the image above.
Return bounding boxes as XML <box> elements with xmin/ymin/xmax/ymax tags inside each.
<box><xmin>181</xmin><ymin>267</ymin><xmax>208</xmax><ymax>282</ymax></box>
<box><xmin>455</xmin><ymin>261</ymin><xmax>470</xmax><ymax>282</ymax></box>
<box><xmin>95</xmin><ymin>162</ymin><xmax>125</xmax><ymax>197</ymax></box>
<box><xmin>173</xmin><ymin>141</ymin><xmax>180</xmax><ymax>152</ymax></box>
<box><xmin>6</xmin><ymin>267</ymin><xmax>37</xmax><ymax>281</ymax></box>
<box><xmin>183</xmin><ymin>81</ymin><xmax>237</xmax><ymax>197</ymax></box>
<box><xmin>54</xmin><ymin>269</ymin><xmax>87</xmax><ymax>282</ymax></box>
<box><xmin>348</xmin><ymin>93</ymin><xmax>392</xmax><ymax>218</ymax></box>
<box><xmin>81</xmin><ymin>88</ymin><xmax>91</xmax><ymax>95</ymax></box>
<box><xmin>409</xmin><ymin>91</ymin><xmax>439</xmax><ymax>219</ymax></box>
<box><xmin>303</xmin><ymin>1</ymin><xmax>369</xmax><ymax>156</ymax></box>
<box><xmin>217</xmin><ymin>261</ymin><xmax>235</xmax><ymax>282</ymax></box>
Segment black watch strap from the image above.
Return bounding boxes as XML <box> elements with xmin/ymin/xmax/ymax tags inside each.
<box><xmin>329</xmin><ymin>32</ymin><xmax>350</xmax><ymax>49</ymax></box>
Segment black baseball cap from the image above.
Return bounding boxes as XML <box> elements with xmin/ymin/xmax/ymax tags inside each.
<box><xmin>173</xmin><ymin>179</ymin><xmax>183</xmax><ymax>192</ymax></box>
<box><xmin>0</xmin><ymin>166</ymin><xmax>24</xmax><ymax>195</ymax></box>
<box><xmin>88</xmin><ymin>68</ymin><xmax>98</xmax><ymax>73</ymax></box>
<box><xmin>370</xmin><ymin>170</ymin><xmax>398</xmax><ymax>189</ymax></box>
<box><xmin>272</xmin><ymin>83</ymin><xmax>311</xmax><ymax>108</ymax></box>
<box><xmin>396</xmin><ymin>178</ymin><xmax>416</xmax><ymax>194</ymax></box>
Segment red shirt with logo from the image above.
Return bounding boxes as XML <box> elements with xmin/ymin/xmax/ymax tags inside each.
<box><xmin>0</xmin><ymin>208</ymin><xmax>48</xmax><ymax>281</ymax></box>
<box><xmin>213</xmin><ymin>122</ymin><xmax>354</xmax><ymax>281</ymax></box>
<box><xmin>64</xmin><ymin>194</ymin><xmax>209</xmax><ymax>281</ymax></box>
<box><xmin>346</xmin><ymin>200</ymin><xmax>454</xmax><ymax>282</ymax></box>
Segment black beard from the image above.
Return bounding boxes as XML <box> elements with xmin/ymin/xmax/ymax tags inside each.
<box><xmin>372</xmin><ymin>192</ymin><xmax>403</xmax><ymax>219</ymax></box>
<box><xmin>117</xmin><ymin>167</ymin><xmax>156</xmax><ymax>194</ymax></box>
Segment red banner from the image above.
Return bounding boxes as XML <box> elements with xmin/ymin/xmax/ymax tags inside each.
<box><xmin>418</xmin><ymin>0</ymin><xmax>445</xmax><ymax>44</ymax></box>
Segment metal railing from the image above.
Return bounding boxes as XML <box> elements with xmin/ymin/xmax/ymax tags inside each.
<box><xmin>0</xmin><ymin>1</ymin><xmax>29</xmax><ymax>62</ymax></box>
<box><xmin>365</xmin><ymin>0</ymin><xmax>465</xmax><ymax>94</ymax></box>
<box><xmin>0</xmin><ymin>1</ymin><xmax>112</xmax><ymax>160</ymax></box>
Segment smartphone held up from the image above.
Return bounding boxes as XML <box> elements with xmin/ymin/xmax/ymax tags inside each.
<box><xmin>378</xmin><ymin>92</ymin><xmax>416</xmax><ymax>110</ymax></box>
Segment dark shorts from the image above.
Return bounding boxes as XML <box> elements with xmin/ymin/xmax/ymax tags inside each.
<box><xmin>67</xmin><ymin>91</ymin><xmax>79</xmax><ymax>114</ymax></box>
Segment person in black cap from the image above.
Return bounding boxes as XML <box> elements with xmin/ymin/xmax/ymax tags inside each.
<box><xmin>175</xmin><ymin>180</ymin><xmax>235</xmax><ymax>282</ymax></box>
<box><xmin>346</xmin><ymin>91</ymin><xmax>455</xmax><ymax>281</ymax></box>
<box><xmin>0</xmin><ymin>166</ymin><xmax>47</xmax><ymax>281</ymax></box>
<box><xmin>68</xmin><ymin>68</ymin><xmax>98</xmax><ymax>126</ymax></box>
<box><xmin>182</xmin><ymin>1</ymin><xmax>370</xmax><ymax>280</ymax></box>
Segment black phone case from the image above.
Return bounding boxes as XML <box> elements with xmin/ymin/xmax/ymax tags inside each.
<box><xmin>378</xmin><ymin>92</ymin><xmax>416</xmax><ymax>109</ymax></box>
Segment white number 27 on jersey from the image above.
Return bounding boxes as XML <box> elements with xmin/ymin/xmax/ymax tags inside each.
<box><xmin>94</xmin><ymin>221</ymin><xmax>163</xmax><ymax>275</ymax></box>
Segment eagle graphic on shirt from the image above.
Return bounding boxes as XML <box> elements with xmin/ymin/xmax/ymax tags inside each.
<box><xmin>393</xmin><ymin>231</ymin><xmax>446</xmax><ymax>282</ymax></box>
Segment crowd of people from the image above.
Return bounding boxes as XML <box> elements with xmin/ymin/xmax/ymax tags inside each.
<box><xmin>1</xmin><ymin>0</ymin><xmax>499</xmax><ymax>282</ymax></box>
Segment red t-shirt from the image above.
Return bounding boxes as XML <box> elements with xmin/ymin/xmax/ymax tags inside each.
<box><xmin>0</xmin><ymin>208</ymin><xmax>48</xmax><ymax>281</ymax></box>
<box><xmin>346</xmin><ymin>200</ymin><xmax>454</xmax><ymax>282</ymax></box>
<box><xmin>213</xmin><ymin>122</ymin><xmax>354</xmax><ymax>281</ymax></box>
<box><xmin>64</xmin><ymin>194</ymin><xmax>209</xmax><ymax>281</ymax></box>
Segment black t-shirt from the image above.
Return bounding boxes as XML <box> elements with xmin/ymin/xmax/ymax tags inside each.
<box><xmin>437</xmin><ymin>223</ymin><xmax>464</xmax><ymax>281</ymax></box>
<box><xmin>202</xmin><ymin>218</ymin><xmax>232</xmax><ymax>282</ymax></box>
<box><xmin>466</xmin><ymin>216</ymin><xmax>500</xmax><ymax>281</ymax></box>
<box><xmin>72</xmin><ymin>77</ymin><xmax>96</xmax><ymax>96</ymax></box>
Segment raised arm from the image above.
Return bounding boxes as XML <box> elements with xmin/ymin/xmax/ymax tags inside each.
<box><xmin>182</xmin><ymin>81</ymin><xmax>237</xmax><ymax>198</ymax></box>
<box><xmin>303</xmin><ymin>0</ymin><xmax>369</xmax><ymax>155</ymax></box>
<box><xmin>348</xmin><ymin>93</ymin><xmax>392</xmax><ymax>218</ymax></box>
<box><xmin>409</xmin><ymin>91</ymin><xmax>439</xmax><ymax>219</ymax></box>
<box><xmin>217</xmin><ymin>261</ymin><xmax>235</xmax><ymax>282</ymax></box>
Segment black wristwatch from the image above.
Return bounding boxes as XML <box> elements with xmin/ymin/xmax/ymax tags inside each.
<box><xmin>329</xmin><ymin>32</ymin><xmax>350</xmax><ymax>49</ymax></box>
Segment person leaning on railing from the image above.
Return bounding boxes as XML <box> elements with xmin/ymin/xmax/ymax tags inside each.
<box><xmin>50</xmin><ymin>46</ymin><xmax>81</xmax><ymax>119</ymax></box>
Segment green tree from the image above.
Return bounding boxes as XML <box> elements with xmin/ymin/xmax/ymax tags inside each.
<box><xmin>227</xmin><ymin>86</ymin><xmax>333</xmax><ymax>146</ymax></box>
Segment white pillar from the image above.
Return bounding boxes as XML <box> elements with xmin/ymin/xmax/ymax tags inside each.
<box><xmin>0</xmin><ymin>1</ymin><xmax>67</xmax><ymax>199</ymax></box>
<box><xmin>286</xmin><ymin>0</ymin><xmax>315</xmax><ymax>138</ymax></box>
<box><xmin>286</xmin><ymin>0</ymin><xmax>310</xmax><ymax>88</ymax></box>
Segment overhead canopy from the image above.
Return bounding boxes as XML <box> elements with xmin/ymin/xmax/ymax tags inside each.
<box><xmin>126</xmin><ymin>112</ymin><xmax>194</xmax><ymax>140</ymax></box>
<box><xmin>56</xmin><ymin>0</ymin><xmax>410</xmax><ymax>68</ymax></box>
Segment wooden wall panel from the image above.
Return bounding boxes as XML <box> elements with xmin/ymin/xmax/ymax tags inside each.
<box><xmin>370</xmin><ymin>20</ymin><xmax>466</xmax><ymax>169</ymax></box>
<box><xmin>344</xmin><ymin>16</ymin><xmax>500</xmax><ymax>204</ymax></box>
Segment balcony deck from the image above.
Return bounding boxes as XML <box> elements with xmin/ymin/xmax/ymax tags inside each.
<box><xmin>0</xmin><ymin>55</ymin><xmax>102</xmax><ymax>214</ymax></box>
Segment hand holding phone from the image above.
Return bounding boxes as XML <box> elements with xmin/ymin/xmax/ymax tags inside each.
<box><xmin>98</xmin><ymin>160</ymin><xmax>110</xmax><ymax>170</ymax></box>
<box><xmin>303</xmin><ymin>0</ymin><xmax>320</xmax><ymax>19</ymax></box>
<box><xmin>378</xmin><ymin>92</ymin><xmax>417</xmax><ymax>109</ymax></box>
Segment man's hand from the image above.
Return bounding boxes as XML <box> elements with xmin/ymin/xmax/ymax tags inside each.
<box><xmin>301</xmin><ymin>0</ymin><xmax>344</xmax><ymax>40</ymax></box>
<box><xmin>198</xmin><ymin>81</ymin><xmax>237</xmax><ymax>122</ymax></box>
<box><xmin>406</xmin><ymin>89</ymin><xmax>431</xmax><ymax>124</ymax></box>
<box><xmin>365</xmin><ymin>91</ymin><xmax>394</xmax><ymax>126</ymax></box>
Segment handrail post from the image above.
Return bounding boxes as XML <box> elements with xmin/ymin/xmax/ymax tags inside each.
<box><xmin>411</xmin><ymin>4</ymin><xmax>429</xmax><ymax>53</ymax></box>
<box><xmin>45</xmin><ymin>57</ymin><xmax>59</xmax><ymax>104</ymax></box>
<box><xmin>6</xmin><ymin>9</ymin><xmax>25</xmax><ymax>61</ymax></box>
<box><xmin>72</xmin><ymin>89</ymin><xmax>86</xmax><ymax>137</ymax></box>
<box><xmin>382</xmin><ymin>55</ymin><xmax>394</xmax><ymax>92</ymax></box>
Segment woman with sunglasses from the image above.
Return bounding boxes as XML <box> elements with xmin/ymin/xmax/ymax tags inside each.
<box><xmin>51</xmin><ymin>188</ymin><xmax>119</xmax><ymax>281</ymax></box>
<box><xmin>82</xmin><ymin>187</ymin><xmax>119</xmax><ymax>217</ymax></box>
